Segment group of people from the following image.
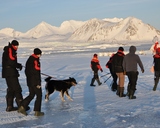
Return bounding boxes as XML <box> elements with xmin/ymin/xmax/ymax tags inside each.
<box><xmin>90</xmin><ymin>46</ymin><xmax>144</xmax><ymax>99</ymax></box>
<box><xmin>2</xmin><ymin>36</ymin><xmax>160</xmax><ymax>115</ymax></box>
<box><xmin>90</xmin><ymin>35</ymin><xmax>160</xmax><ymax>99</ymax></box>
<box><xmin>2</xmin><ymin>40</ymin><xmax>44</xmax><ymax>116</ymax></box>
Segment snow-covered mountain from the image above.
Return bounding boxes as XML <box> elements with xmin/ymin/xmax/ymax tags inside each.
<box><xmin>0</xmin><ymin>28</ymin><xmax>22</xmax><ymax>39</ymax></box>
<box><xmin>21</xmin><ymin>21</ymin><xmax>60</xmax><ymax>38</ymax></box>
<box><xmin>59</xmin><ymin>20</ymin><xmax>85</xmax><ymax>34</ymax></box>
<box><xmin>0</xmin><ymin>17</ymin><xmax>160</xmax><ymax>43</ymax></box>
<box><xmin>103</xmin><ymin>17</ymin><xmax>123</xmax><ymax>23</ymax></box>
<box><xmin>69</xmin><ymin>17</ymin><xmax>160</xmax><ymax>43</ymax></box>
<box><xmin>69</xmin><ymin>18</ymin><xmax>115</xmax><ymax>42</ymax></box>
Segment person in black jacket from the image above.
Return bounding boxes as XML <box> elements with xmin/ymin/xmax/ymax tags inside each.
<box><xmin>2</xmin><ymin>40</ymin><xmax>23</xmax><ymax>112</ymax></box>
<box><xmin>152</xmin><ymin>48</ymin><xmax>160</xmax><ymax>91</ymax></box>
<box><xmin>18</xmin><ymin>48</ymin><xmax>44</xmax><ymax>116</ymax></box>
<box><xmin>112</xmin><ymin>47</ymin><xmax>126</xmax><ymax>97</ymax></box>
<box><xmin>90</xmin><ymin>54</ymin><xmax>103</xmax><ymax>86</ymax></box>
<box><xmin>106</xmin><ymin>53</ymin><xmax>118</xmax><ymax>91</ymax></box>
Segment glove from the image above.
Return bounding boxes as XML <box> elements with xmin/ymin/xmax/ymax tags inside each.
<box><xmin>141</xmin><ymin>69</ymin><xmax>144</xmax><ymax>73</ymax></box>
<box><xmin>100</xmin><ymin>69</ymin><xmax>103</xmax><ymax>72</ymax></box>
<box><xmin>17</xmin><ymin>63</ymin><xmax>22</xmax><ymax>71</ymax></box>
<box><xmin>36</xmin><ymin>85</ymin><xmax>41</xmax><ymax>89</ymax></box>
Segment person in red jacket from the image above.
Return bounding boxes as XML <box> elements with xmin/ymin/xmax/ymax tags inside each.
<box><xmin>90</xmin><ymin>54</ymin><xmax>103</xmax><ymax>86</ymax></box>
<box><xmin>153</xmin><ymin>48</ymin><xmax>160</xmax><ymax>91</ymax></box>
<box><xmin>2</xmin><ymin>40</ymin><xmax>23</xmax><ymax>112</ymax></box>
<box><xmin>18</xmin><ymin>48</ymin><xmax>44</xmax><ymax>116</ymax></box>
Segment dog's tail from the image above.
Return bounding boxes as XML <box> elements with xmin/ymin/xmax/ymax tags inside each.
<box><xmin>45</xmin><ymin>76</ymin><xmax>52</xmax><ymax>82</ymax></box>
<box><xmin>45</xmin><ymin>77</ymin><xmax>52</xmax><ymax>91</ymax></box>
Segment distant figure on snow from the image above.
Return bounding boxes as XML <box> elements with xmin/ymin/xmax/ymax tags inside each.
<box><xmin>150</xmin><ymin>36</ymin><xmax>159</xmax><ymax>55</ymax></box>
<box><xmin>152</xmin><ymin>48</ymin><xmax>160</xmax><ymax>91</ymax></box>
<box><xmin>90</xmin><ymin>54</ymin><xmax>103</xmax><ymax>86</ymax></box>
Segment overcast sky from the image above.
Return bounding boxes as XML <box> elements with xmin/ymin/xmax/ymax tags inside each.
<box><xmin>1</xmin><ymin>0</ymin><xmax>160</xmax><ymax>32</ymax></box>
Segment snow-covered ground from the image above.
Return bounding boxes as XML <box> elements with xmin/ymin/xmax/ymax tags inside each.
<box><xmin>0</xmin><ymin>41</ymin><xmax>159</xmax><ymax>128</ymax></box>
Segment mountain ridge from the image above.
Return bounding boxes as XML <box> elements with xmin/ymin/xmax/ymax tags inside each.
<box><xmin>0</xmin><ymin>17</ymin><xmax>160</xmax><ymax>42</ymax></box>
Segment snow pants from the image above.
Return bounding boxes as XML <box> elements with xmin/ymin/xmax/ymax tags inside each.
<box><xmin>92</xmin><ymin>71</ymin><xmax>101</xmax><ymax>85</ymax></box>
<box><xmin>109</xmin><ymin>67</ymin><xmax>118</xmax><ymax>90</ymax></box>
<box><xmin>5</xmin><ymin>76</ymin><xmax>23</xmax><ymax>107</ymax></box>
<box><xmin>126</xmin><ymin>71</ymin><xmax>138</xmax><ymax>95</ymax></box>
<box><xmin>21</xmin><ymin>77</ymin><xmax>42</xmax><ymax>111</ymax></box>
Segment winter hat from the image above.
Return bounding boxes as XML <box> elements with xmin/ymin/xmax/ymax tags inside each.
<box><xmin>11</xmin><ymin>40</ymin><xmax>19</xmax><ymax>46</ymax></box>
<box><xmin>118</xmin><ymin>47</ymin><xmax>124</xmax><ymax>51</ymax></box>
<box><xmin>93</xmin><ymin>53</ymin><xmax>98</xmax><ymax>57</ymax></box>
<box><xmin>34</xmin><ymin>48</ymin><xmax>42</xmax><ymax>55</ymax></box>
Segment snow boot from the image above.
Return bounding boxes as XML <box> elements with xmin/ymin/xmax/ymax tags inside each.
<box><xmin>15</xmin><ymin>99</ymin><xmax>30</xmax><ymax>111</ymax></box>
<box><xmin>126</xmin><ymin>83</ymin><xmax>130</xmax><ymax>96</ymax></box>
<box><xmin>111</xmin><ymin>82</ymin><xmax>117</xmax><ymax>92</ymax></box>
<box><xmin>119</xmin><ymin>87</ymin><xmax>126</xmax><ymax>97</ymax></box>
<box><xmin>6</xmin><ymin>106</ymin><xmax>18</xmax><ymax>112</ymax></box>
<box><xmin>17</xmin><ymin>106</ymin><xmax>27</xmax><ymax>116</ymax></box>
<box><xmin>129</xmin><ymin>90</ymin><xmax>136</xmax><ymax>99</ymax></box>
<box><xmin>96</xmin><ymin>78</ymin><xmax>102</xmax><ymax>86</ymax></box>
<box><xmin>116</xmin><ymin>86</ymin><xmax>120</xmax><ymax>96</ymax></box>
<box><xmin>153</xmin><ymin>78</ymin><xmax>159</xmax><ymax>91</ymax></box>
<box><xmin>34</xmin><ymin>111</ymin><xmax>44</xmax><ymax>116</ymax></box>
<box><xmin>153</xmin><ymin>85</ymin><xmax>157</xmax><ymax>91</ymax></box>
<box><xmin>90</xmin><ymin>78</ymin><xmax>96</xmax><ymax>86</ymax></box>
<box><xmin>6</xmin><ymin>97</ymin><xmax>18</xmax><ymax>112</ymax></box>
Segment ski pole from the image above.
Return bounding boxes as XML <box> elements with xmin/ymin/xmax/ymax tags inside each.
<box><xmin>104</xmin><ymin>75</ymin><xmax>112</xmax><ymax>83</ymax></box>
<box><xmin>100</xmin><ymin>73</ymin><xmax>110</xmax><ymax>77</ymax></box>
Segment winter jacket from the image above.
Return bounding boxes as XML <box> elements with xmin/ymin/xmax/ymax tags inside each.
<box><xmin>25</xmin><ymin>54</ymin><xmax>41</xmax><ymax>86</ymax></box>
<box><xmin>153</xmin><ymin>54</ymin><xmax>160</xmax><ymax>71</ymax></box>
<box><xmin>123</xmin><ymin>46</ymin><xmax>144</xmax><ymax>72</ymax></box>
<box><xmin>90</xmin><ymin>57</ymin><xmax>102</xmax><ymax>73</ymax></box>
<box><xmin>106</xmin><ymin>54</ymin><xmax>114</xmax><ymax>69</ymax></box>
<box><xmin>112</xmin><ymin>50</ymin><xmax>125</xmax><ymax>73</ymax></box>
<box><xmin>2</xmin><ymin>43</ymin><xmax>21</xmax><ymax>78</ymax></box>
<box><xmin>150</xmin><ymin>36</ymin><xmax>159</xmax><ymax>55</ymax></box>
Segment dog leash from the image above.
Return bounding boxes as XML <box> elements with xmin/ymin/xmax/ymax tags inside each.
<box><xmin>41</xmin><ymin>73</ymin><xmax>57</xmax><ymax>79</ymax></box>
<box><xmin>22</xmin><ymin>65</ymin><xmax>57</xmax><ymax>79</ymax></box>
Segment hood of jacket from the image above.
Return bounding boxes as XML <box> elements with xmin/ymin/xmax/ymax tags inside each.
<box><xmin>129</xmin><ymin>46</ymin><xmax>136</xmax><ymax>54</ymax></box>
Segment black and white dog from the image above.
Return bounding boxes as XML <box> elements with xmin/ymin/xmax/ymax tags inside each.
<box><xmin>45</xmin><ymin>77</ymin><xmax>77</xmax><ymax>102</ymax></box>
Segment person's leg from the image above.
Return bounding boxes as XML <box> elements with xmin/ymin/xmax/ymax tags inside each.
<box><xmin>5</xmin><ymin>77</ymin><xmax>18</xmax><ymax>111</ymax></box>
<box><xmin>112</xmin><ymin>73</ymin><xmax>118</xmax><ymax>91</ymax></box>
<box><xmin>90</xmin><ymin>71</ymin><xmax>96</xmax><ymax>86</ymax></box>
<box><xmin>18</xmin><ymin>86</ymin><xmax>35</xmax><ymax>116</ymax></box>
<box><xmin>95</xmin><ymin>72</ymin><xmax>101</xmax><ymax>86</ymax></box>
<box><xmin>128</xmin><ymin>72</ymin><xmax>137</xmax><ymax>99</ymax></box>
<box><xmin>119</xmin><ymin>72</ymin><xmax>126</xmax><ymax>97</ymax></box>
<box><xmin>33</xmin><ymin>86</ymin><xmax>44</xmax><ymax>116</ymax></box>
<box><xmin>116</xmin><ymin>73</ymin><xmax>120</xmax><ymax>96</ymax></box>
<box><xmin>153</xmin><ymin>71</ymin><xmax>160</xmax><ymax>91</ymax></box>
<box><xmin>7</xmin><ymin>77</ymin><xmax>23</xmax><ymax>107</ymax></box>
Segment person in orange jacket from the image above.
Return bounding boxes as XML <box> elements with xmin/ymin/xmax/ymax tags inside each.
<box><xmin>90</xmin><ymin>54</ymin><xmax>103</xmax><ymax>86</ymax></box>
